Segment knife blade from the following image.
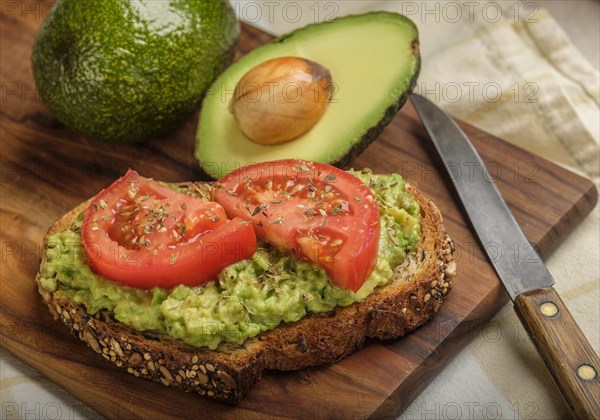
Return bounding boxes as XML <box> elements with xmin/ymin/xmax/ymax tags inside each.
<box><xmin>410</xmin><ymin>93</ymin><xmax>600</xmax><ymax>418</ymax></box>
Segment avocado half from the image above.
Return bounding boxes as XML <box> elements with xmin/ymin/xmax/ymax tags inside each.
<box><xmin>195</xmin><ymin>12</ymin><xmax>420</xmax><ymax>179</ymax></box>
<box><xmin>32</xmin><ymin>0</ymin><xmax>239</xmax><ymax>143</ymax></box>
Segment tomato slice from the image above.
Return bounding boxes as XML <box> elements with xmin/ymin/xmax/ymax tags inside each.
<box><xmin>214</xmin><ymin>160</ymin><xmax>380</xmax><ymax>292</ymax></box>
<box><xmin>82</xmin><ymin>169</ymin><xmax>256</xmax><ymax>289</ymax></box>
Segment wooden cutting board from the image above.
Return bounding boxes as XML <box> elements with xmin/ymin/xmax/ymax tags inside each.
<box><xmin>1</xmin><ymin>9</ymin><xmax>597</xmax><ymax>419</ymax></box>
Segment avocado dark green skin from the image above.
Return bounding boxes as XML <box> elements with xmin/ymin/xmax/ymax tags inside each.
<box><xmin>32</xmin><ymin>0</ymin><xmax>239</xmax><ymax>143</ymax></box>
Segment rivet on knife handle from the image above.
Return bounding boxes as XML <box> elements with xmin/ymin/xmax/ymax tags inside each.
<box><xmin>514</xmin><ymin>287</ymin><xmax>600</xmax><ymax>418</ymax></box>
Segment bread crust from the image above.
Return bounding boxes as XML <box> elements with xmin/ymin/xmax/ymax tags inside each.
<box><xmin>36</xmin><ymin>183</ymin><xmax>455</xmax><ymax>403</ymax></box>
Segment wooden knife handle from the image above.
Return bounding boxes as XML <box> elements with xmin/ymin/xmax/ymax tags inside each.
<box><xmin>514</xmin><ymin>287</ymin><xmax>600</xmax><ymax>418</ymax></box>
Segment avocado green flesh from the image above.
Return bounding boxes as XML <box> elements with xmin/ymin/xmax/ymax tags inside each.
<box><xmin>195</xmin><ymin>12</ymin><xmax>420</xmax><ymax>179</ymax></box>
<box><xmin>39</xmin><ymin>172</ymin><xmax>420</xmax><ymax>350</ymax></box>
<box><xmin>31</xmin><ymin>0</ymin><xmax>239</xmax><ymax>143</ymax></box>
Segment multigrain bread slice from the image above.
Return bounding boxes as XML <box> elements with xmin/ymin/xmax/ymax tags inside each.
<box><xmin>36</xmin><ymin>182</ymin><xmax>456</xmax><ymax>403</ymax></box>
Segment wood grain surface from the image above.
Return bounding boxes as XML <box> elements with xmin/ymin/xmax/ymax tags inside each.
<box><xmin>1</xmin><ymin>6</ymin><xmax>598</xmax><ymax>419</ymax></box>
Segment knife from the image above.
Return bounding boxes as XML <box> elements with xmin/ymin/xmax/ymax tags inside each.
<box><xmin>410</xmin><ymin>93</ymin><xmax>600</xmax><ymax>418</ymax></box>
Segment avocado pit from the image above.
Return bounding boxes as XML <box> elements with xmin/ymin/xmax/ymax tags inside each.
<box><xmin>229</xmin><ymin>57</ymin><xmax>332</xmax><ymax>145</ymax></box>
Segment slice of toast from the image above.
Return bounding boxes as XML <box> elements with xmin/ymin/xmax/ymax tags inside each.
<box><xmin>36</xmin><ymin>182</ymin><xmax>456</xmax><ymax>403</ymax></box>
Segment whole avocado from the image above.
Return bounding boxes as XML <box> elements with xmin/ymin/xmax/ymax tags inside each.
<box><xmin>32</xmin><ymin>0</ymin><xmax>239</xmax><ymax>143</ymax></box>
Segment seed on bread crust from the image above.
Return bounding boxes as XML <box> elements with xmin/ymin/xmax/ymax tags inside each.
<box><xmin>445</xmin><ymin>260</ymin><xmax>457</xmax><ymax>277</ymax></box>
<box><xmin>197</xmin><ymin>372</ymin><xmax>209</xmax><ymax>385</ymax></box>
<box><xmin>111</xmin><ymin>339</ymin><xmax>124</xmax><ymax>358</ymax></box>
<box><xmin>218</xmin><ymin>371</ymin><xmax>237</xmax><ymax>389</ymax></box>
<box><xmin>82</xmin><ymin>330</ymin><xmax>100</xmax><ymax>353</ymax></box>
<box><xmin>159</xmin><ymin>365</ymin><xmax>173</xmax><ymax>383</ymax></box>
<box><xmin>128</xmin><ymin>352</ymin><xmax>142</xmax><ymax>366</ymax></box>
<box><xmin>35</xmin><ymin>182</ymin><xmax>455</xmax><ymax>403</ymax></box>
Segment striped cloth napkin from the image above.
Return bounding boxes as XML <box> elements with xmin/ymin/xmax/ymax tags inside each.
<box><xmin>2</xmin><ymin>2</ymin><xmax>597</xmax><ymax>419</ymax></box>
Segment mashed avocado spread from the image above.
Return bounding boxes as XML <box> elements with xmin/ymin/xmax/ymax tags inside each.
<box><xmin>38</xmin><ymin>171</ymin><xmax>420</xmax><ymax>349</ymax></box>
